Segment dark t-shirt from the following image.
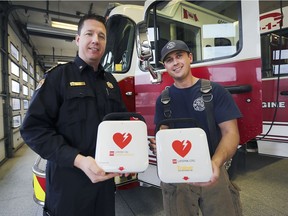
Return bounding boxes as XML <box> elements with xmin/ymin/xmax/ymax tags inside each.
<box><xmin>154</xmin><ymin>79</ymin><xmax>242</xmax><ymax>154</ymax></box>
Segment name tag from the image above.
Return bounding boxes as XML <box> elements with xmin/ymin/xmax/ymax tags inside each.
<box><xmin>70</xmin><ymin>82</ymin><xmax>86</xmax><ymax>86</ymax></box>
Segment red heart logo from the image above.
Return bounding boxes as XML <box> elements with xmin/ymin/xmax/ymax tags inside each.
<box><xmin>172</xmin><ymin>140</ymin><xmax>192</xmax><ymax>158</ymax></box>
<box><xmin>183</xmin><ymin>176</ymin><xmax>189</xmax><ymax>181</ymax></box>
<box><xmin>113</xmin><ymin>133</ymin><xmax>132</xmax><ymax>149</ymax></box>
<box><xmin>119</xmin><ymin>166</ymin><xmax>125</xmax><ymax>171</ymax></box>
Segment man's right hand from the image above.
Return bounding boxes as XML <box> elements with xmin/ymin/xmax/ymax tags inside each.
<box><xmin>74</xmin><ymin>154</ymin><xmax>119</xmax><ymax>183</ymax></box>
<box><xmin>148</xmin><ymin>125</ymin><xmax>169</xmax><ymax>155</ymax></box>
<box><xmin>148</xmin><ymin>138</ymin><xmax>157</xmax><ymax>155</ymax></box>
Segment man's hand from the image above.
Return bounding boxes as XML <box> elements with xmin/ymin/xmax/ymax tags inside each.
<box><xmin>190</xmin><ymin>161</ymin><xmax>220</xmax><ymax>187</ymax></box>
<box><xmin>74</xmin><ymin>154</ymin><xmax>119</xmax><ymax>183</ymax></box>
<box><xmin>148</xmin><ymin>125</ymin><xmax>168</xmax><ymax>155</ymax></box>
<box><xmin>148</xmin><ymin>138</ymin><xmax>157</xmax><ymax>155</ymax></box>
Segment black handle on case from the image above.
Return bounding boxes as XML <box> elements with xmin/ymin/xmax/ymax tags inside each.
<box><xmin>156</xmin><ymin>118</ymin><xmax>202</xmax><ymax>132</ymax></box>
<box><xmin>102</xmin><ymin>112</ymin><xmax>146</xmax><ymax>122</ymax></box>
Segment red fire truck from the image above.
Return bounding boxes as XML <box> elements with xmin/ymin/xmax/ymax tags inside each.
<box><xmin>257</xmin><ymin>5</ymin><xmax>288</xmax><ymax>157</ymax></box>
<box><xmin>33</xmin><ymin>0</ymin><xmax>264</xmax><ymax>204</ymax></box>
<box><xmin>102</xmin><ymin>0</ymin><xmax>262</xmax><ymax>186</ymax></box>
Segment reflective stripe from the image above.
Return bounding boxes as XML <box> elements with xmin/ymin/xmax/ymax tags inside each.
<box><xmin>33</xmin><ymin>174</ymin><xmax>46</xmax><ymax>202</ymax></box>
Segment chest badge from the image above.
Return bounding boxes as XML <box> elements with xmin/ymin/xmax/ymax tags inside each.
<box><xmin>106</xmin><ymin>81</ymin><xmax>114</xmax><ymax>89</ymax></box>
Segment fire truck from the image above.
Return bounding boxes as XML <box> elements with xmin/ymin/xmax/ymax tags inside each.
<box><xmin>257</xmin><ymin>5</ymin><xmax>288</xmax><ymax>157</ymax></box>
<box><xmin>33</xmin><ymin>0</ymin><xmax>263</xmax><ymax>204</ymax></box>
<box><xmin>101</xmin><ymin>0</ymin><xmax>262</xmax><ymax>186</ymax></box>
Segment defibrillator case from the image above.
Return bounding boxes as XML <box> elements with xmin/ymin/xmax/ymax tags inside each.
<box><xmin>156</xmin><ymin>118</ymin><xmax>212</xmax><ymax>183</ymax></box>
<box><xmin>95</xmin><ymin>112</ymin><xmax>149</xmax><ymax>173</ymax></box>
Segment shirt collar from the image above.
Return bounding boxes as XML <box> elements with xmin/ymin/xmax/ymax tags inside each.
<box><xmin>74</xmin><ymin>55</ymin><xmax>105</xmax><ymax>76</ymax></box>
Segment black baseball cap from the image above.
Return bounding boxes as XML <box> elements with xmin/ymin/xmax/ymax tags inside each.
<box><xmin>161</xmin><ymin>40</ymin><xmax>190</xmax><ymax>62</ymax></box>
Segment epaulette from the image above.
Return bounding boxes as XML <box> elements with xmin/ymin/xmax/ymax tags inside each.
<box><xmin>36</xmin><ymin>64</ymin><xmax>64</xmax><ymax>90</ymax></box>
<box><xmin>44</xmin><ymin>63</ymin><xmax>64</xmax><ymax>74</ymax></box>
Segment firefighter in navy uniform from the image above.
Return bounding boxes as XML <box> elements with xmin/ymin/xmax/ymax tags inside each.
<box><xmin>20</xmin><ymin>14</ymin><xmax>126</xmax><ymax>216</ymax></box>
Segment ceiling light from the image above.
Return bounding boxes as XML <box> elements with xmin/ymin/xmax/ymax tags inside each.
<box><xmin>26</xmin><ymin>23</ymin><xmax>76</xmax><ymax>40</ymax></box>
<box><xmin>51</xmin><ymin>18</ymin><xmax>78</xmax><ymax>31</ymax></box>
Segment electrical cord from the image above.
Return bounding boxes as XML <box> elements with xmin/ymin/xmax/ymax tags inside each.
<box><xmin>257</xmin><ymin>0</ymin><xmax>283</xmax><ymax>141</ymax></box>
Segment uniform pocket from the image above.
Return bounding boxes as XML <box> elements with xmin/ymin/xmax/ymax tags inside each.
<box><xmin>222</xmin><ymin>167</ymin><xmax>243</xmax><ymax>216</ymax></box>
<box><xmin>63</xmin><ymin>87</ymin><xmax>96</xmax><ymax>125</ymax></box>
<box><xmin>161</xmin><ymin>182</ymin><xmax>178</xmax><ymax>198</ymax></box>
<box><xmin>228</xmin><ymin>181</ymin><xmax>243</xmax><ymax>215</ymax></box>
<box><xmin>105</xmin><ymin>86</ymin><xmax>125</xmax><ymax>113</ymax></box>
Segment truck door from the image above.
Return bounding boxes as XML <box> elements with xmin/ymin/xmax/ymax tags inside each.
<box><xmin>258</xmin><ymin>30</ymin><xmax>288</xmax><ymax>157</ymax></box>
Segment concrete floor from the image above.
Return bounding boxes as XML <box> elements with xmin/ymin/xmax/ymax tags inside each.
<box><xmin>0</xmin><ymin>144</ymin><xmax>288</xmax><ymax>216</ymax></box>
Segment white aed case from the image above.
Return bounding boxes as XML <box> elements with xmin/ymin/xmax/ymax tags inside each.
<box><xmin>156</xmin><ymin>127</ymin><xmax>212</xmax><ymax>183</ymax></box>
<box><xmin>95</xmin><ymin>120</ymin><xmax>149</xmax><ymax>173</ymax></box>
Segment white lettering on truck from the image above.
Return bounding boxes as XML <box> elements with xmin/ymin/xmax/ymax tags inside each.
<box><xmin>262</xmin><ymin>102</ymin><xmax>286</xmax><ymax>108</ymax></box>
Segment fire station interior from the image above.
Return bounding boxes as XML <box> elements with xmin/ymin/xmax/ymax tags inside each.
<box><xmin>1</xmin><ymin>1</ymin><xmax>288</xmax><ymax>216</ymax></box>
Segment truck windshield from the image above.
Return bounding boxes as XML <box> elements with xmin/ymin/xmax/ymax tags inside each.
<box><xmin>101</xmin><ymin>15</ymin><xmax>135</xmax><ymax>73</ymax></box>
<box><xmin>147</xmin><ymin>0</ymin><xmax>241</xmax><ymax>68</ymax></box>
<box><xmin>261</xmin><ymin>30</ymin><xmax>288</xmax><ymax>78</ymax></box>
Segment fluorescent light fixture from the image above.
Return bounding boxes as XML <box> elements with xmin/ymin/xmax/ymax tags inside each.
<box><xmin>51</xmin><ymin>18</ymin><xmax>78</xmax><ymax>31</ymax></box>
<box><xmin>27</xmin><ymin>23</ymin><xmax>76</xmax><ymax>38</ymax></box>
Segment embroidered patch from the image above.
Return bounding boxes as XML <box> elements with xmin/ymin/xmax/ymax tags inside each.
<box><xmin>166</xmin><ymin>41</ymin><xmax>176</xmax><ymax>49</ymax></box>
<box><xmin>36</xmin><ymin>79</ymin><xmax>45</xmax><ymax>90</ymax></box>
<box><xmin>193</xmin><ymin>97</ymin><xmax>205</xmax><ymax>111</ymax></box>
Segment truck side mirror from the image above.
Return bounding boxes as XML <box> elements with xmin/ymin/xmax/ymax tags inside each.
<box><xmin>136</xmin><ymin>21</ymin><xmax>153</xmax><ymax>61</ymax></box>
<box><xmin>136</xmin><ymin>21</ymin><xmax>161</xmax><ymax>82</ymax></box>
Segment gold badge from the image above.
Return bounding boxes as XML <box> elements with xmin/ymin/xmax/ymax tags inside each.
<box><xmin>106</xmin><ymin>82</ymin><xmax>114</xmax><ymax>89</ymax></box>
<box><xmin>70</xmin><ymin>82</ymin><xmax>86</xmax><ymax>86</ymax></box>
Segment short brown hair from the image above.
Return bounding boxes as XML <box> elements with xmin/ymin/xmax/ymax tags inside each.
<box><xmin>77</xmin><ymin>14</ymin><xmax>106</xmax><ymax>35</ymax></box>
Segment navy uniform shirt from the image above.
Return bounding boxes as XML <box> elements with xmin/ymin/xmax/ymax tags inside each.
<box><xmin>20</xmin><ymin>55</ymin><xmax>126</xmax><ymax>168</ymax></box>
<box><xmin>154</xmin><ymin>80</ymin><xmax>242</xmax><ymax>155</ymax></box>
